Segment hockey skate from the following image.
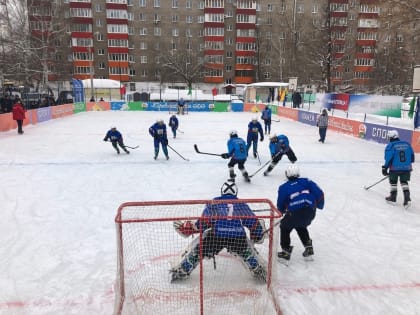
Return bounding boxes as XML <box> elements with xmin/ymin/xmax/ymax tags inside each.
<box><xmin>170</xmin><ymin>267</ymin><xmax>189</xmax><ymax>282</ymax></box>
<box><xmin>302</xmin><ymin>240</ymin><xmax>314</xmax><ymax>261</ymax></box>
<box><xmin>385</xmin><ymin>191</ymin><xmax>397</xmax><ymax>205</ymax></box>
<box><xmin>403</xmin><ymin>190</ymin><xmax>411</xmax><ymax>209</ymax></box>
<box><xmin>277</xmin><ymin>246</ymin><xmax>293</xmax><ymax>266</ymax></box>
<box><xmin>252</xmin><ymin>265</ymin><xmax>267</xmax><ymax>283</ymax></box>
<box><xmin>124</xmin><ymin>149</ymin><xmax>130</xmax><ymax>154</ymax></box>
<box><xmin>243</xmin><ymin>172</ymin><xmax>251</xmax><ymax>182</ymax></box>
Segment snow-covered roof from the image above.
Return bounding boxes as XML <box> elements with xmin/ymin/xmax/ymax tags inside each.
<box><xmin>245</xmin><ymin>82</ymin><xmax>289</xmax><ymax>88</ymax></box>
<box><xmin>81</xmin><ymin>79</ymin><xmax>121</xmax><ymax>89</ymax></box>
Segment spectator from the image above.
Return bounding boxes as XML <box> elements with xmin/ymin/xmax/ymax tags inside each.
<box><xmin>317</xmin><ymin>109</ymin><xmax>329</xmax><ymax>143</ymax></box>
<box><xmin>177</xmin><ymin>97</ymin><xmax>185</xmax><ymax>115</ymax></box>
<box><xmin>292</xmin><ymin>91</ymin><xmax>302</xmax><ymax>108</ymax></box>
<box><xmin>12</xmin><ymin>99</ymin><xmax>26</xmax><ymax>134</ymax></box>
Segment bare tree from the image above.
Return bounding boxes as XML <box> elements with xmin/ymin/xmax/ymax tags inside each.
<box><xmin>160</xmin><ymin>45</ymin><xmax>204</xmax><ymax>91</ymax></box>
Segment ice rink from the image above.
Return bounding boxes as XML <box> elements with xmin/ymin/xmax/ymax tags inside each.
<box><xmin>1</xmin><ymin>110</ymin><xmax>419</xmax><ymax>315</ymax></box>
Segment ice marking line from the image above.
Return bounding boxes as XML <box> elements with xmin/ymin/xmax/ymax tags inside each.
<box><xmin>281</xmin><ymin>282</ymin><xmax>420</xmax><ymax>294</ymax></box>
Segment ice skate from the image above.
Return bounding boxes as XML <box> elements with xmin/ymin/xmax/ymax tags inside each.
<box><xmin>252</xmin><ymin>265</ymin><xmax>267</xmax><ymax>283</ymax></box>
<box><xmin>170</xmin><ymin>267</ymin><xmax>189</xmax><ymax>282</ymax></box>
<box><xmin>277</xmin><ymin>246</ymin><xmax>293</xmax><ymax>265</ymax></box>
<box><xmin>302</xmin><ymin>240</ymin><xmax>314</xmax><ymax>261</ymax></box>
<box><xmin>385</xmin><ymin>191</ymin><xmax>397</xmax><ymax>205</ymax></box>
<box><xmin>403</xmin><ymin>190</ymin><xmax>411</xmax><ymax>209</ymax></box>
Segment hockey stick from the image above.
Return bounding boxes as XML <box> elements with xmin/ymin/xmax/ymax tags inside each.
<box><xmin>167</xmin><ymin>144</ymin><xmax>190</xmax><ymax>161</ymax></box>
<box><xmin>249</xmin><ymin>159</ymin><xmax>272</xmax><ymax>178</ymax></box>
<box><xmin>124</xmin><ymin>145</ymin><xmax>139</xmax><ymax>149</ymax></box>
<box><xmin>193</xmin><ymin>144</ymin><xmax>222</xmax><ymax>157</ymax></box>
<box><xmin>104</xmin><ymin>140</ymin><xmax>139</xmax><ymax>150</ymax></box>
<box><xmin>364</xmin><ymin>176</ymin><xmax>388</xmax><ymax>190</ymax></box>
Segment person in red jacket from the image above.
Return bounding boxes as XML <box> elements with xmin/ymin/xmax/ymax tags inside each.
<box><xmin>12</xmin><ymin>99</ymin><xmax>26</xmax><ymax>134</ymax></box>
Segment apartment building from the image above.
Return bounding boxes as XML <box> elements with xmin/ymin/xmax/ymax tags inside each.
<box><xmin>27</xmin><ymin>0</ymin><xmax>419</xmax><ymax>93</ymax></box>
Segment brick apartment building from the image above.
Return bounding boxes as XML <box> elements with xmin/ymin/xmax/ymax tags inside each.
<box><xmin>27</xmin><ymin>0</ymin><xmax>419</xmax><ymax>94</ymax></box>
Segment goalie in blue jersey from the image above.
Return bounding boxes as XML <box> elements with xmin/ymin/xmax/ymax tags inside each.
<box><xmin>171</xmin><ymin>180</ymin><xmax>267</xmax><ymax>282</ymax></box>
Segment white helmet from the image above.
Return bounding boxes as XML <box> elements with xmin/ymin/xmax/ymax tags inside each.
<box><xmin>252</xmin><ymin>116</ymin><xmax>258</xmax><ymax>121</ymax></box>
<box><xmin>221</xmin><ymin>180</ymin><xmax>238</xmax><ymax>196</ymax></box>
<box><xmin>285</xmin><ymin>164</ymin><xmax>300</xmax><ymax>179</ymax></box>
<box><xmin>387</xmin><ymin>130</ymin><xmax>399</xmax><ymax>140</ymax></box>
<box><xmin>110</xmin><ymin>126</ymin><xmax>117</xmax><ymax>129</ymax></box>
<box><xmin>229</xmin><ymin>130</ymin><xmax>238</xmax><ymax>138</ymax></box>
<box><xmin>156</xmin><ymin>118</ymin><xmax>164</xmax><ymax>124</ymax></box>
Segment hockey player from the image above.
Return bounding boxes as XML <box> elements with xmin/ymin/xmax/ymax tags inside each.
<box><xmin>261</xmin><ymin>106</ymin><xmax>272</xmax><ymax>135</ymax></box>
<box><xmin>149</xmin><ymin>119</ymin><xmax>169</xmax><ymax>160</ymax></box>
<box><xmin>276</xmin><ymin>165</ymin><xmax>324</xmax><ymax>262</ymax></box>
<box><xmin>246</xmin><ymin>117</ymin><xmax>264</xmax><ymax>158</ymax></box>
<box><xmin>221</xmin><ymin>130</ymin><xmax>250</xmax><ymax>182</ymax></box>
<box><xmin>168</xmin><ymin>114</ymin><xmax>179</xmax><ymax>139</ymax></box>
<box><xmin>171</xmin><ymin>180</ymin><xmax>267</xmax><ymax>282</ymax></box>
<box><xmin>103</xmin><ymin>126</ymin><xmax>130</xmax><ymax>154</ymax></box>
<box><xmin>382</xmin><ymin>130</ymin><xmax>415</xmax><ymax>208</ymax></box>
<box><xmin>264</xmin><ymin>134</ymin><xmax>297</xmax><ymax>176</ymax></box>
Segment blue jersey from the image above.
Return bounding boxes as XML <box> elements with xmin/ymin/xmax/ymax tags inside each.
<box><xmin>227</xmin><ymin>137</ymin><xmax>248</xmax><ymax>160</ymax></box>
<box><xmin>196</xmin><ymin>195</ymin><xmax>263</xmax><ymax>239</ymax></box>
<box><xmin>149</xmin><ymin>122</ymin><xmax>167</xmax><ymax>139</ymax></box>
<box><xmin>277</xmin><ymin>178</ymin><xmax>324</xmax><ymax>214</ymax></box>
<box><xmin>169</xmin><ymin>116</ymin><xmax>179</xmax><ymax>129</ymax></box>
<box><xmin>261</xmin><ymin>108</ymin><xmax>272</xmax><ymax>121</ymax></box>
<box><xmin>247</xmin><ymin>121</ymin><xmax>264</xmax><ymax>141</ymax></box>
<box><xmin>104</xmin><ymin>129</ymin><xmax>123</xmax><ymax>142</ymax></box>
<box><xmin>384</xmin><ymin>140</ymin><xmax>414</xmax><ymax>172</ymax></box>
<box><xmin>269</xmin><ymin>134</ymin><xmax>290</xmax><ymax>156</ymax></box>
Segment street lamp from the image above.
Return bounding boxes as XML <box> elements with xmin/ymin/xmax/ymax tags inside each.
<box><xmin>90</xmin><ymin>44</ymin><xmax>94</xmax><ymax>101</ymax></box>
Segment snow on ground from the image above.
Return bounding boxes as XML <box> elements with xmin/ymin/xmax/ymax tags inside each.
<box><xmin>0</xmin><ymin>110</ymin><xmax>419</xmax><ymax>315</ymax></box>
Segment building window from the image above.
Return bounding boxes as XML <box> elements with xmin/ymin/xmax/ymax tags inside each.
<box><xmin>140</xmin><ymin>56</ymin><xmax>147</xmax><ymax>63</ymax></box>
<box><xmin>154</xmin><ymin>27</ymin><xmax>161</xmax><ymax>36</ymax></box>
<box><xmin>267</xmin><ymin>4</ymin><xmax>273</xmax><ymax>12</ymax></box>
<box><xmin>95</xmin><ymin>4</ymin><xmax>102</xmax><ymax>12</ymax></box>
<box><xmin>264</xmin><ymin>72</ymin><xmax>271</xmax><ymax>79</ymax></box>
<box><xmin>186</xmin><ymin>16</ymin><xmax>193</xmax><ymax>23</ymax></box>
<box><xmin>154</xmin><ymin>0</ymin><xmax>160</xmax><ymax>8</ymax></box>
<box><xmin>140</xmin><ymin>42</ymin><xmax>147</xmax><ymax>50</ymax></box>
<box><xmin>172</xmin><ymin>0</ymin><xmax>178</xmax><ymax>8</ymax></box>
<box><xmin>172</xmin><ymin>15</ymin><xmax>179</xmax><ymax>22</ymax></box>
<box><xmin>172</xmin><ymin>28</ymin><xmax>179</xmax><ymax>36</ymax></box>
<box><xmin>186</xmin><ymin>0</ymin><xmax>192</xmax><ymax>9</ymax></box>
<box><xmin>139</xmin><ymin>27</ymin><xmax>147</xmax><ymax>35</ymax></box>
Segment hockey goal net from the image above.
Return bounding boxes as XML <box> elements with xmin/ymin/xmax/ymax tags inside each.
<box><xmin>113</xmin><ymin>199</ymin><xmax>283</xmax><ymax>315</ymax></box>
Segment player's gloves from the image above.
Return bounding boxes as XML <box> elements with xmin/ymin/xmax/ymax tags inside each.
<box><xmin>163</xmin><ymin>138</ymin><xmax>168</xmax><ymax>145</ymax></box>
<box><xmin>103</xmin><ymin>139</ymin><xmax>107</xmax><ymax>142</ymax></box>
<box><xmin>260</xmin><ymin>136</ymin><xmax>264</xmax><ymax>142</ymax></box>
<box><xmin>382</xmin><ymin>165</ymin><xmax>388</xmax><ymax>176</ymax></box>
<box><xmin>221</xmin><ymin>153</ymin><xmax>230</xmax><ymax>159</ymax></box>
<box><xmin>174</xmin><ymin>220</ymin><xmax>198</xmax><ymax>238</ymax></box>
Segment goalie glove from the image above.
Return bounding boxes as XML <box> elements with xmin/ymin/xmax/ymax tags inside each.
<box><xmin>250</xmin><ymin>219</ymin><xmax>267</xmax><ymax>244</ymax></box>
<box><xmin>174</xmin><ymin>220</ymin><xmax>198</xmax><ymax>238</ymax></box>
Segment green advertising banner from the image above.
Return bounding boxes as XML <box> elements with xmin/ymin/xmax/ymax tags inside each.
<box><xmin>73</xmin><ymin>102</ymin><xmax>86</xmax><ymax>113</ymax></box>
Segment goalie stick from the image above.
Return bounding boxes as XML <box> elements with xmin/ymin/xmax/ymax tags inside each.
<box><xmin>193</xmin><ymin>144</ymin><xmax>222</xmax><ymax>157</ymax></box>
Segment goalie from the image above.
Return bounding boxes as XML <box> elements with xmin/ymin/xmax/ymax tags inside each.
<box><xmin>171</xmin><ymin>180</ymin><xmax>267</xmax><ymax>282</ymax></box>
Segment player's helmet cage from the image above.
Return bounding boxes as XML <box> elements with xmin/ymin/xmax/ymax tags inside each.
<box><xmin>221</xmin><ymin>181</ymin><xmax>238</xmax><ymax>196</ymax></box>
<box><xmin>285</xmin><ymin>165</ymin><xmax>300</xmax><ymax>180</ymax></box>
<box><xmin>230</xmin><ymin>130</ymin><xmax>238</xmax><ymax>138</ymax></box>
<box><xmin>270</xmin><ymin>133</ymin><xmax>278</xmax><ymax>142</ymax></box>
<box><xmin>387</xmin><ymin>130</ymin><xmax>399</xmax><ymax>140</ymax></box>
